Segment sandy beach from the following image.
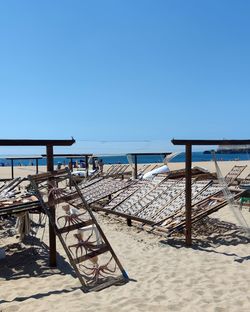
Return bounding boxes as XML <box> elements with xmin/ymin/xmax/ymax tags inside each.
<box><xmin>1</xmin><ymin>161</ymin><xmax>250</xmax><ymax>312</ymax></box>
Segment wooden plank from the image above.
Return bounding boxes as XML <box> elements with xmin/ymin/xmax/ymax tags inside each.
<box><xmin>0</xmin><ymin>139</ymin><xmax>75</xmax><ymax>146</ymax></box>
<box><xmin>0</xmin><ymin>203</ymin><xmax>41</xmax><ymax>216</ymax></box>
<box><xmin>74</xmin><ymin>245</ymin><xmax>109</xmax><ymax>264</ymax></box>
<box><xmin>87</xmin><ymin>275</ymin><xmax>127</xmax><ymax>292</ymax></box>
<box><xmin>185</xmin><ymin>143</ymin><xmax>192</xmax><ymax>246</ymax></box>
<box><xmin>58</xmin><ymin>219</ymin><xmax>94</xmax><ymax>234</ymax></box>
<box><xmin>29</xmin><ymin>168</ymin><xmax>69</xmax><ymax>182</ymax></box>
<box><xmin>94</xmin><ymin>206</ymin><xmax>155</xmax><ymax>225</ymax></box>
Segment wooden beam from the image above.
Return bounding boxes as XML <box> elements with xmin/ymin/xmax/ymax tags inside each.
<box><xmin>46</xmin><ymin>145</ymin><xmax>57</xmax><ymax>267</ymax></box>
<box><xmin>11</xmin><ymin>159</ymin><xmax>14</xmax><ymax>180</ymax></box>
<box><xmin>35</xmin><ymin>158</ymin><xmax>39</xmax><ymax>174</ymax></box>
<box><xmin>134</xmin><ymin>155</ymin><xmax>138</xmax><ymax>179</ymax></box>
<box><xmin>172</xmin><ymin>139</ymin><xmax>250</xmax><ymax>146</ymax></box>
<box><xmin>85</xmin><ymin>155</ymin><xmax>89</xmax><ymax>177</ymax></box>
<box><xmin>0</xmin><ymin>139</ymin><xmax>75</xmax><ymax>146</ymax></box>
<box><xmin>185</xmin><ymin>144</ymin><xmax>192</xmax><ymax>246</ymax></box>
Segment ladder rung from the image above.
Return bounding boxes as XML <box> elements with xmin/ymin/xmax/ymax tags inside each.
<box><xmin>87</xmin><ymin>275</ymin><xmax>127</xmax><ymax>292</ymax></box>
<box><xmin>58</xmin><ymin>219</ymin><xmax>94</xmax><ymax>234</ymax></box>
<box><xmin>74</xmin><ymin>245</ymin><xmax>109</xmax><ymax>264</ymax></box>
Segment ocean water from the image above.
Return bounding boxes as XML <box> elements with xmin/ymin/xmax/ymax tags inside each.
<box><xmin>0</xmin><ymin>152</ymin><xmax>250</xmax><ymax>167</ymax></box>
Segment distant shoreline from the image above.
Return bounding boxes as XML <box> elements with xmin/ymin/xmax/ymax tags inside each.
<box><xmin>0</xmin><ymin>151</ymin><xmax>250</xmax><ymax>167</ymax></box>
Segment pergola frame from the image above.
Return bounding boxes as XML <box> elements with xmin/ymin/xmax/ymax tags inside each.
<box><xmin>171</xmin><ymin>139</ymin><xmax>250</xmax><ymax>246</ymax></box>
<box><xmin>6</xmin><ymin>156</ymin><xmax>42</xmax><ymax>179</ymax></box>
<box><xmin>41</xmin><ymin>153</ymin><xmax>92</xmax><ymax>176</ymax></box>
<box><xmin>0</xmin><ymin>139</ymin><xmax>75</xmax><ymax>266</ymax></box>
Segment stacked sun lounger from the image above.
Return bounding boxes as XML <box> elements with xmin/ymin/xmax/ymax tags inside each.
<box><xmin>151</xmin><ymin>180</ymin><xmax>212</xmax><ymax>224</ymax></box>
<box><xmin>0</xmin><ymin>178</ymin><xmax>40</xmax><ymax>216</ymax></box>
<box><xmin>112</xmin><ymin>177</ymin><xmax>165</xmax><ymax>215</ymax></box>
<box><xmin>224</xmin><ymin>165</ymin><xmax>247</xmax><ymax>185</ymax></box>
<box><xmin>100</xmin><ymin>176</ymin><xmax>243</xmax><ymax>234</ymax></box>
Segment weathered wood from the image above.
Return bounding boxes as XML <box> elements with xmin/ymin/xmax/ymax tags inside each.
<box><xmin>172</xmin><ymin>139</ymin><xmax>250</xmax><ymax>145</ymax></box>
<box><xmin>47</xmin><ymin>145</ymin><xmax>57</xmax><ymax>267</ymax></box>
<box><xmin>0</xmin><ymin>138</ymin><xmax>75</xmax><ymax>146</ymax></box>
<box><xmin>93</xmin><ymin>205</ymin><xmax>155</xmax><ymax>225</ymax></box>
<box><xmin>58</xmin><ymin>220</ymin><xmax>94</xmax><ymax>234</ymax></box>
<box><xmin>74</xmin><ymin>245</ymin><xmax>109</xmax><ymax>264</ymax></box>
<box><xmin>87</xmin><ymin>275</ymin><xmax>127</xmax><ymax>292</ymax></box>
<box><xmin>29</xmin><ymin>168</ymin><xmax>128</xmax><ymax>292</ymax></box>
<box><xmin>185</xmin><ymin>144</ymin><xmax>192</xmax><ymax>246</ymax></box>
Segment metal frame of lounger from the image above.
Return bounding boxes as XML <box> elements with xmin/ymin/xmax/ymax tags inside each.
<box><xmin>152</xmin><ymin>180</ymin><xmax>212</xmax><ymax>224</ymax></box>
<box><xmin>103</xmin><ymin>180</ymin><xmax>145</xmax><ymax>211</ymax></box>
<box><xmin>113</xmin><ymin>177</ymin><xmax>166</xmax><ymax>215</ymax></box>
<box><xmin>160</xmin><ymin>188</ymin><xmax>244</xmax><ymax>235</ymax></box>
<box><xmin>224</xmin><ymin>165</ymin><xmax>247</xmax><ymax>185</ymax></box>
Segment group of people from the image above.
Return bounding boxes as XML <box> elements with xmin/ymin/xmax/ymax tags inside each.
<box><xmin>65</xmin><ymin>157</ymin><xmax>104</xmax><ymax>174</ymax></box>
<box><xmin>90</xmin><ymin>157</ymin><xmax>104</xmax><ymax>173</ymax></box>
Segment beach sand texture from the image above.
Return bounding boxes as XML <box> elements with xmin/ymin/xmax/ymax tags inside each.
<box><xmin>1</xmin><ymin>161</ymin><xmax>250</xmax><ymax>312</ymax></box>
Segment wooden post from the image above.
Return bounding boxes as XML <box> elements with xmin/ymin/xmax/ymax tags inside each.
<box><xmin>46</xmin><ymin>145</ymin><xmax>57</xmax><ymax>267</ymax></box>
<box><xmin>85</xmin><ymin>155</ymin><xmax>89</xmax><ymax>177</ymax></box>
<box><xmin>11</xmin><ymin>159</ymin><xmax>14</xmax><ymax>179</ymax></box>
<box><xmin>127</xmin><ymin>218</ymin><xmax>132</xmax><ymax>226</ymax></box>
<box><xmin>185</xmin><ymin>144</ymin><xmax>192</xmax><ymax>246</ymax></box>
<box><xmin>35</xmin><ymin>158</ymin><xmax>39</xmax><ymax>174</ymax></box>
<box><xmin>134</xmin><ymin>155</ymin><xmax>138</xmax><ymax>179</ymax></box>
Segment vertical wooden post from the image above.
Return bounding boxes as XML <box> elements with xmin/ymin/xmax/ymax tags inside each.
<box><xmin>35</xmin><ymin>158</ymin><xmax>39</xmax><ymax>174</ymax></box>
<box><xmin>11</xmin><ymin>159</ymin><xmax>14</xmax><ymax>179</ymax></box>
<box><xmin>127</xmin><ymin>218</ymin><xmax>132</xmax><ymax>226</ymax></box>
<box><xmin>185</xmin><ymin>144</ymin><xmax>192</xmax><ymax>246</ymax></box>
<box><xmin>85</xmin><ymin>155</ymin><xmax>89</xmax><ymax>177</ymax></box>
<box><xmin>46</xmin><ymin>145</ymin><xmax>57</xmax><ymax>267</ymax></box>
<box><xmin>134</xmin><ymin>155</ymin><xmax>138</xmax><ymax>179</ymax></box>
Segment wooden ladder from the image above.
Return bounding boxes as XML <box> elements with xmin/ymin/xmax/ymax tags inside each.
<box><xmin>28</xmin><ymin>169</ymin><xmax>128</xmax><ymax>292</ymax></box>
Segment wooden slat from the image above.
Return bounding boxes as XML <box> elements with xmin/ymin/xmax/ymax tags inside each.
<box><xmin>74</xmin><ymin>245</ymin><xmax>109</xmax><ymax>264</ymax></box>
<box><xmin>87</xmin><ymin>275</ymin><xmax>127</xmax><ymax>292</ymax></box>
<box><xmin>29</xmin><ymin>169</ymin><xmax>69</xmax><ymax>182</ymax></box>
<box><xmin>0</xmin><ymin>202</ymin><xmax>41</xmax><ymax>216</ymax></box>
<box><xmin>94</xmin><ymin>206</ymin><xmax>154</xmax><ymax>225</ymax></box>
<box><xmin>58</xmin><ymin>219</ymin><xmax>94</xmax><ymax>234</ymax></box>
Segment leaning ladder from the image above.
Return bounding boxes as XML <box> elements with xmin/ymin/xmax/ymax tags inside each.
<box><xmin>28</xmin><ymin>169</ymin><xmax>128</xmax><ymax>292</ymax></box>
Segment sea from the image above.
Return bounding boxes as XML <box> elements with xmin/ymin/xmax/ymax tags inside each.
<box><xmin>0</xmin><ymin>152</ymin><xmax>250</xmax><ymax>167</ymax></box>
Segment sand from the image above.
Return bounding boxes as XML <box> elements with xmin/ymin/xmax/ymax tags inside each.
<box><xmin>1</xmin><ymin>161</ymin><xmax>250</xmax><ymax>312</ymax></box>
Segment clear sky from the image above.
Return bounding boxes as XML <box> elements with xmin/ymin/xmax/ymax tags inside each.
<box><xmin>0</xmin><ymin>0</ymin><xmax>249</xmax><ymax>154</ymax></box>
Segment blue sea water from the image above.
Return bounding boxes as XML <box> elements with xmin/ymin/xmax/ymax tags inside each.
<box><xmin>0</xmin><ymin>152</ymin><xmax>249</xmax><ymax>167</ymax></box>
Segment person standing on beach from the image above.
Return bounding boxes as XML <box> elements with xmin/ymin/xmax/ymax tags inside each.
<box><xmin>98</xmin><ymin>159</ymin><xmax>104</xmax><ymax>173</ymax></box>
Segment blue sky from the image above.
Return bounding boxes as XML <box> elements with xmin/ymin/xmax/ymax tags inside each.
<box><xmin>0</xmin><ymin>0</ymin><xmax>249</xmax><ymax>154</ymax></box>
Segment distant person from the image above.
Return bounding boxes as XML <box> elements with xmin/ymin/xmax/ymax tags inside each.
<box><xmin>98</xmin><ymin>159</ymin><xmax>104</xmax><ymax>173</ymax></box>
<box><xmin>95</xmin><ymin>158</ymin><xmax>99</xmax><ymax>170</ymax></box>
<box><xmin>89</xmin><ymin>157</ymin><xmax>96</xmax><ymax>170</ymax></box>
<box><xmin>68</xmin><ymin>161</ymin><xmax>73</xmax><ymax>171</ymax></box>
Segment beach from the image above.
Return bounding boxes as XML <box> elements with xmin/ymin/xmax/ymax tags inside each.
<box><xmin>1</xmin><ymin>161</ymin><xmax>250</xmax><ymax>311</ymax></box>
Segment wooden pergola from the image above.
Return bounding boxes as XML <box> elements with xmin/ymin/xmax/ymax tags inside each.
<box><xmin>6</xmin><ymin>156</ymin><xmax>42</xmax><ymax>179</ymax></box>
<box><xmin>126</xmin><ymin>152</ymin><xmax>171</xmax><ymax>179</ymax></box>
<box><xmin>41</xmin><ymin>153</ymin><xmax>92</xmax><ymax>176</ymax></box>
<box><xmin>0</xmin><ymin>139</ymin><xmax>75</xmax><ymax>266</ymax></box>
<box><xmin>172</xmin><ymin>139</ymin><xmax>250</xmax><ymax>246</ymax></box>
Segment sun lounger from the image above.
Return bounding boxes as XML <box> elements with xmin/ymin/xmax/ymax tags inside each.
<box><xmin>224</xmin><ymin>165</ymin><xmax>247</xmax><ymax>185</ymax></box>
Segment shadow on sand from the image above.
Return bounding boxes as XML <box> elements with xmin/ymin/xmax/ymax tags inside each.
<box><xmin>159</xmin><ymin>217</ymin><xmax>250</xmax><ymax>262</ymax></box>
<box><xmin>0</xmin><ymin>235</ymin><xmax>77</xmax><ymax>280</ymax></box>
<box><xmin>0</xmin><ymin>235</ymin><xmax>80</xmax><ymax>304</ymax></box>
